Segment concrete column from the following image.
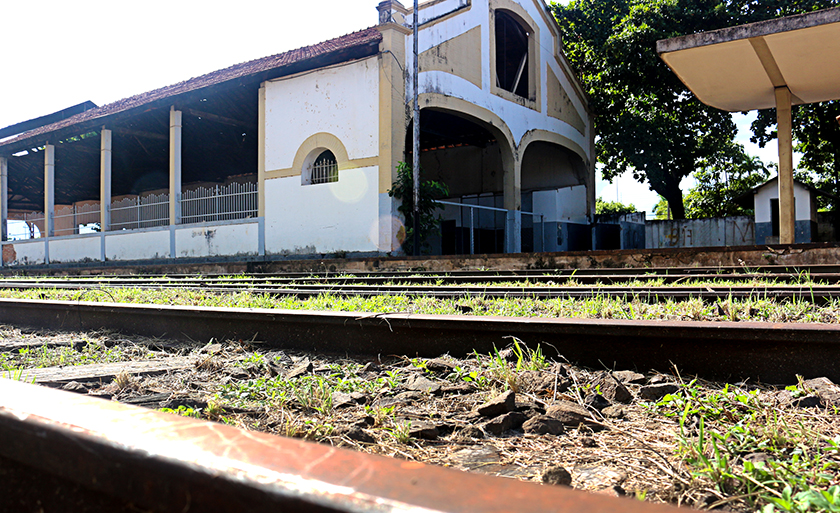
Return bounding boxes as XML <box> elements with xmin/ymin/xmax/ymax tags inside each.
<box><xmin>775</xmin><ymin>86</ymin><xmax>795</xmax><ymax>245</ymax></box>
<box><xmin>169</xmin><ymin>108</ymin><xmax>182</xmax><ymax>225</ymax></box>
<box><xmin>45</xmin><ymin>144</ymin><xmax>55</xmax><ymax>237</ymax></box>
<box><xmin>503</xmin><ymin>153</ymin><xmax>522</xmax><ymax>253</ymax></box>
<box><xmin>100</xmin><ymin>129</ymin><xmax>112</xmax><ymax>232</ymax></box>
<box><xmin>257</xmin><ymin>86</ymin><xmax>266</xmax><ymax>218</ymax></box>
<box><xmin>0</xmin><ymin>157</ymin><xmax>8</xmax><ymax>242</ymax></box>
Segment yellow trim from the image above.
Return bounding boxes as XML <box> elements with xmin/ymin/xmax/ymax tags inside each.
<box><xmin>264</xmin><ymin>133</ymin><xmax>379</xmax><ymax>180</ymax></box>
<box><xmin>377</xmin><ymin>24</ymin><xmax>408</xmax><ymax>195</ymax></box>
<box><xmin>419</xmin><ymin>26</ymin><xmax>482</xmax><ymax>89</ymax></box>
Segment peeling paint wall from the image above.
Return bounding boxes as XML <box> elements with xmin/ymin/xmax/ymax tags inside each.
<box><xmin>409</xmin><ymin>0</ymin><xmax>591</xmax><ymax>158</ymax></box>
<box><xmin>175</xmin><ymin>222</ymin><xmax>259</xmax><ymax>258</ymax></box>
<box><xmin>2</xmin><ymin>240</ymin><xmax>44</xmax><ymax>266</ymax></box>
<box><xmin>646</xmin><ymin>217</ymin><xmax>755</xmax><ymax>249</ymax></box>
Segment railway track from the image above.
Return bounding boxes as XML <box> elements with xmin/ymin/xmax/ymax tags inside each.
<box><xmin>2</xmin><ymin>264</ymin><xmax>839</xmax><ymax>512</ymax></box>
<box><xmin>2</xmin><ymin>264</ymin><xmax>840</xmax><ymax>302</ymax></box>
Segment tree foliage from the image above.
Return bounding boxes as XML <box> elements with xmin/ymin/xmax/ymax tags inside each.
<box><xmin>684</xmin><ymin>143</ymin><xmax>770</xmax><ymax>218</ymax></box>
<box><xmin>552</xmin><ymin>0</ymin><xmax>839</xmax><ymax>219</ymax></box>
<box><xmin>596</xmin><ymin>197</ymin><xmax>637</xmax><ymax>215</ymax></box>
<box><xmin>388</xmin><ymin>162</ymin><xmax>450</xmax><ymax>255</ymax></box>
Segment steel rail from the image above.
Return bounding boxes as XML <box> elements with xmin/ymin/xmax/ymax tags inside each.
<box><xmin>0</xmin><ymin>379</ymin><xmax>679</xmax><ymax>513</ymax></box>
<box><xmin>6</xmin><ymin>263</ymin><xmax>840</xmax><ymax>282</ymax></box>
<box><xmin>0</xmin><ymin>298</ymin><xmax>838</xmax><ymax>383</ymax></box>
<box><xmin>1</xmin><ymin>280</ymin><xmax>839</xmax><ymax>303</ymax></box>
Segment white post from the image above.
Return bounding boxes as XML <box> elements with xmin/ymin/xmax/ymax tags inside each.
<box><xmin>100</xmin><ymin>129</ymin><xmax>112</xmax><ymax>232</ymax></box>
<box><xmin>169</xmin><ymin>108</ymin><xmax>182</xmax><ymax>226</ymax></box>
<box><xmin>0</xmin><ymin>157</ymin><xmax>7</xmax><ymax>242</ymax></box>
<box><xmin>411</xmin><ymin>0</ymin><xmax>420</xmax><ymax>255</ymax></box>
<box><xmin>45</xmin><ymin>144</ymin><xmax>55</xmax><ymax>238</ymax></box>
<box><xmin>776</xmin><ymin>86</ymin><xmax>795</xmax><ymax>245</ymax></box>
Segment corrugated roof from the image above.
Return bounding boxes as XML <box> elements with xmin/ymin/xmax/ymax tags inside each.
<box><xmin>0</xmin><ymin>27</ymin><xmax>382</xmax><ymax>151</ymax></box>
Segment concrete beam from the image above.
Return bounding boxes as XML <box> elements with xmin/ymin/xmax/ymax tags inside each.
<box><xmin>169</xmin><ymin>108</ymin><xmax>182</xmax><ymax>226</ymax></box>
<box><xmin>776</xmin><ymin>86</ymin><xmax>795</xmax><ymax>244</ymax></box>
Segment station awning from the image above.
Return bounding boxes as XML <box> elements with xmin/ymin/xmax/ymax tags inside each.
<box><xmin>657</xmin><ymin>7</ymin><xmax>840</xmax><ymax>112</ymax></box>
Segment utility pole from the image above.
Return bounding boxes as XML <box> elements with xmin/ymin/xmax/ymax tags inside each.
<box><xmin>412</xmin><ymin>0</ymin><xmax>420</xmax><ymax>256</ymax></box>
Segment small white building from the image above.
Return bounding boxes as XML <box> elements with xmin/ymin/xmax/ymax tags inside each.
<box><xmin>738</xmin><ymin>177</ymin><xmax>820</xmax><ymax>244</ymax></box>
<box><xmin>0</xmin><ymin>0</ymin><xmax>593</xmax><ymax>267</ymax></box>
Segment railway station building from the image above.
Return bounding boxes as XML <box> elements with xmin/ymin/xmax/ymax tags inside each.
<box><xmin>0</xmin><ymin>0</ymin><xmax>593</xmax><ymax>267</ymax></box>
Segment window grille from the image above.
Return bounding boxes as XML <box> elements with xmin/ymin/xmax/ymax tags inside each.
<box><xmin>310</xmin><ymin>151</ymin><xmax>338</xmax><ymax>185</ymax></box>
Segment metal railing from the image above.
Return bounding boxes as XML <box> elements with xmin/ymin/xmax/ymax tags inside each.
<box><xmin>181</xmin><ymin>182</ymin><xmax>257</xmax><ymax>224</ymax></box>
<box><xmin>53</xmin><ymin>203</ymin><xmax>101</xmax><ymax>237</ymax></box>
<box><xmin>109</xmin><ymin>193</ymin><xmax>170</xmax><ymax>231</ymax></box>
<box><xmin>436</xmin><ymin>200</ymin><xmax>545</xmax><ymax>254</ymax></box>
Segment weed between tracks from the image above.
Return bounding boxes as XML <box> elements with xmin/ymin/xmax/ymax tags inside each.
<box><xmin>2</xmin><ymin>286</ymin><xmax>840</xmax><ymax>324</ymax></box>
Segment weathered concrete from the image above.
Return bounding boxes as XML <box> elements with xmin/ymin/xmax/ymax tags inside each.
<box><xmin>3</xmin><ymin>242</ymin><xmax>840</xmax><ymax>277</ymax></box>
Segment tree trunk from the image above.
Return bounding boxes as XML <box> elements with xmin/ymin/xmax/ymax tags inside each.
<box><xmin>664</xmin><ymin>183</ymin><xmax>686</xmax><ymax>220</ymax></box>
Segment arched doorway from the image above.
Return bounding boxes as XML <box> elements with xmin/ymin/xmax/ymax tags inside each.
<box><xmin>405</xmin><ymin>108</ymin><xmax>515</xmax><ymax>254</ymax></box>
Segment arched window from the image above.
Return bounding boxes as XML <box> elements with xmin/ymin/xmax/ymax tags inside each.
<box><xmin>308</xmin><ymin>150</ymin><xmax>338</xmax><ymax>185</ymax></box>
<box><xmin>495</xmin><ymin>10</ymin><xmax>530</xmax><ymax>99</ymax></box>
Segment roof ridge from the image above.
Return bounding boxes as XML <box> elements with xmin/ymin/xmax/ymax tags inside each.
<box><xmin>1</xmin><ymin>26</ymin><xmax>383</xmax><ymax>151</ymax></box>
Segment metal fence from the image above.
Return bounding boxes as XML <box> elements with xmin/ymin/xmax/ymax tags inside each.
<box><xmin>54</xmin><ymin>203</ymin><xmax>101</xmax><ymax>237</ymax></box>
<box><xmin>436</xmin><ymin>200</ymin><xmax>544</xmax><ymax>254</ymax></box>
<box><xmin>110</xmin><ymin>193</ymin><xmax>170</xmax><ymax>231</ymax></box>
<box><xmin>181</xmin><ymin>182</ymin><xmax>258</xmax><ymax>224</ymax></box>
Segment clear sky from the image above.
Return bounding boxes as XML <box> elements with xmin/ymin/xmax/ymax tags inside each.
<box><xmin>0</xmin><ymin>0</ymin><xmax>785</xmax><ymax>217</ymax></box>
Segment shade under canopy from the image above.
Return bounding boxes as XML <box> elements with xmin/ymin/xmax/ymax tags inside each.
<box><xmin>657</xmin><ymin>7</ymin><xmax>840</xmax><ymax>112</ymax></box>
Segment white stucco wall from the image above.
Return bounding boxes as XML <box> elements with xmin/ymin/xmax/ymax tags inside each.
<box><xmin>532</xmin><ymin>186</ymin><xmax>588</xmax><ymax>224</ymax></box>
<box><xmin>264</xmin><ymin>57</ymin><xmax>380</xmax><ymax>171</ymax></box>
<box><xmin>175</xmin><ymin>221</ymin><xmax>259</xmax><ymax>258</ymax></box>
<box><xmin>3</xmin><ymin>240</ymin><xmax>46</xmax><ymax>266</ymax></box>
<box><xmin>265</xmin><ymin>167</ymin><xmax>380</xmax><ymax>254</ymax></box>
<box><xmin>409</xmin><ymin>0</ymin><xmax>591</xmax><ymax>158</ymax></box>
<box><xmin>754</xmin><ymin>182</ymin><xmax>813</xmax><ymax>223</ymax></box>
<box><xmin>49</xmin><ymin>235</ymin><xmax>101</xmax><ymax>263</ymax></box>
<box><xmin>105</xmin><ymin>229</ymin><xmax>170</xmax><ymax>261</ymax></box>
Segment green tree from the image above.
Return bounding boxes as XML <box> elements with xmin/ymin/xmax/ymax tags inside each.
<box><xmin>552</xmin><ymin>0</ymin><xmax>839</xmax><ymax>220</ymax></box>
<box><xmin>684</xmin><ymin>142</ymin><xmax>770</xmax><ymax>218</ymax></box>
<box><xmin>652</xmin><ymin>197</ymin><xmax>673</xmax><ymax>220</ymax></box>
<box><xmin>553</xmin><ymin>0</ymin><xmax>742</xmax><ymax>219</ymax></box>
<box><xmin>596</xmin><ymin>197</ymin><xmax>637</xmax><ymax>215</ymax></box>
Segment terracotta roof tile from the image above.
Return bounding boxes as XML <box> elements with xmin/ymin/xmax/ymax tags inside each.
<box><xmin>1</xmin><ymin>27</ymin><xmax>382</xmax><ymax>150</ymax></box>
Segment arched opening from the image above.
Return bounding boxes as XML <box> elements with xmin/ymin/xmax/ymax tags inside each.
<box><xmin>305</xmin><ymin>149</ymin><xmax>338</xmax><ymax>185</ymax></box>
<box><xmin>406</xmin><ymin>108</ymin><xmax>512</xmax><ymax>255</ymax></box>
<box><xmin>495</xmin><ymin>10</ymin><xmax>531</xmax><ymax>99</ymax></box>
<box><xmin>520</xmin><ymin>141</ymin><xmax>591</xmax><ymax>252</ymax></box>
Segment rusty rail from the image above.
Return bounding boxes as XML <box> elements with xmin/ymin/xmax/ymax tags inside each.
<box><xmin>1</xmin><ymin>298</ymin><xmax>839</xmax><ymax>383</ymax></box>
<box><xmin>0</xmin><ymin>378</ymin><xmax>678</xmax><ymax>513</ymax></box>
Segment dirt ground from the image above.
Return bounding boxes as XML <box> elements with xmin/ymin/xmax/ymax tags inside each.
<box><xmin>2</xmin><ymin>325</ymin><xmax>839</xmax><ymax>512</ymax></box>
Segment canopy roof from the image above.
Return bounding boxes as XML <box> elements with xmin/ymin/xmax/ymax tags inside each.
<box><xmin>656</xmin><ymin>7</ymin><xmax>840</xmax><ymax>112</ymax></box>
